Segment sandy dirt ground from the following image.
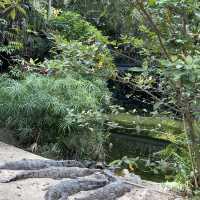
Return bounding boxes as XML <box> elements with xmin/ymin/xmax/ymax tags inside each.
<box><xmin>0</xmin><ymin>142</ymin><xmax>60</xmax><ymax>200</ymax></box>
<box><xmin>0</xmin><ymin>141</ymin><xmax>184</xmax><ymax>200</ymax></box>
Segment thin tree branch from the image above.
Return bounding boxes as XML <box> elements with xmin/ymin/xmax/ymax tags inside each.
<box><xmin>109</xmin><ymin>49</ymin><xmax>141</xmax><ymax>64</ymax></box>
<box><xmin>134</xmin><ymin>0</ymin><xmax>172</xmax><ymax>62</ymax></box>
<box><xmin>116</xmin><ymin>74</ymin><xmax>181</xmax><ymax>114</ymax></box>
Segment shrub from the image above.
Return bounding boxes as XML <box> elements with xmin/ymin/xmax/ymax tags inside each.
<box><xmin>0</xmin><ymin>73</ymin><xmax>110</xmax><ymax>159</ymax></box>
<box><xmin>50</xmin><ymin>11</ymin><xmax>108</xmax><ymax>43</ymax></box>
<box><xmin>42</xmin><ymin>36</ymin><xmax>115</xmax><ymax>80</ymax></box>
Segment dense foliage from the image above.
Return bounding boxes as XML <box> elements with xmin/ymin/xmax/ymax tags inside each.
<box><xmin>130</xmin><ymin>0</ymin><xmax>200</xmax><ymax>188</ymax></box>
<box><xmin>50</xmin><ymin>11</ymin><xmax>108</xmax><ymax>43</ymax></box>
<box><xmin>0</xmin><ymin>0</ymin><xmax>49</xmax><ymax>60</ymax></box>
<box><xmin>0</xmin><ymin>2</ymin><xmax>115</xmax><ymax>160</ymax></box>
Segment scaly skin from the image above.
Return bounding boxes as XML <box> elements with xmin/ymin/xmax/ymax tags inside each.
<box><xmin>1</xmin><ymin>167</ymin><xmax>100</xmax><ymax>183</ymax></box>
<box><xmin>45</xmin><ymin>174</ymin><xmax>108</xmax><ymax>200</ymax></box>
<box><xmin>74</xmin><ymin>181</ymin><xmax>132</xmax><ymax>200</ymax></box>
<box><xmin>0</xmin><ymin>159</ymin><xmax>85</xmax><ymax>170</ymax></box>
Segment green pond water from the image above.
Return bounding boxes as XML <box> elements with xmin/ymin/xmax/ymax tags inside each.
<box><xmin>107</xmin><ymin>132</ymin><xmax>171</xmax><ymax>182</ymax></box>
<box><xmin>108</xmin><ymin>132</ymin><xmax>170</xmax><ymax>160</ymax></box>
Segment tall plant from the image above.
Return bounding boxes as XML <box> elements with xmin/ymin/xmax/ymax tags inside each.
<box><xmin>125</xmin><ymin>0</ymin><xmax>200</xmax><ymax>187</ymax></box>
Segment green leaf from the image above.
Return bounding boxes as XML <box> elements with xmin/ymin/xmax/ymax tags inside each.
<box><xmin>148</xmin><ymin>0</ymin><xmax>156</xmax><ymax>6</ymax></box>
<box><xmin>128</xmin><ymin>67</ymin><xmax>144</xmax><ymax>72</ymax></box>
<box><xmin>9</xmin><ymin>8</ymin><xmax>16</xmax><ymax>20</ymax></box>
<box><xmin>176</xmin><ymin>64</ymin><xmax>183</xmax><ymax>69</ymax></box>
<box><xmin>185</xmin><ymin>56</ymin><xmax>193</xmax><ymax>64</ymax></box>
<box><xmin>175</xmin><ymin>39</ymin><xmax>185</xmax><ymax>44</ymax></box>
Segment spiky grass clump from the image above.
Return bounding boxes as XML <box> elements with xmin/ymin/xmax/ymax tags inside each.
<box><xmin>0</xmin><ymin>74</ymin><xmax>110</xmax><ymax>159</ymax></box>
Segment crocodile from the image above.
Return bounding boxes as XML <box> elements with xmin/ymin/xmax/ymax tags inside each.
<box><xmin>0</xmin><ymin>159</ymin><xmax>137</xmax><ymax>200</ymax></box>
<box><xmin>74</xmin><ymin>181</ymin><xmax>132</xmax><ymax>200</ymax></box>
<box><xmin>0</xmin><ymin>159</ymin><xmax>85</xmax><ymax>170</ymax></box>
<box><xmin>45</xmin><ymin>174</ymin><xmax>108</xmax><ymax>200</ymax></box>
<box><xmin>0</xmin><ymin>167</ymin><xmax>99</xmax><ymax>183</ymax></box>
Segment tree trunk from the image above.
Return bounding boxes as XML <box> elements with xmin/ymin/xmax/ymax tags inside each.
<box><xmin>47</xmin><ymin>0</ymin><xmax>52</xmax><ymax>20</ymax></box>
<box><xmin>184</xmin><ymin>105</ymin><xmax>200</xmax><ymax>188</ymax></box>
